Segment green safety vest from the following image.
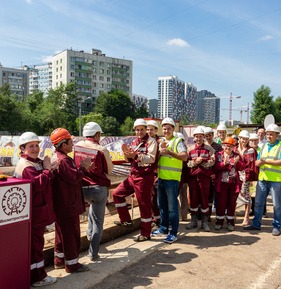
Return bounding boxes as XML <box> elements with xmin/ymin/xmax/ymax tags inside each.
<box><xmin>158</xmin><ymin>137</ymin><xmax>183</xmax><ymax>181</ymax></box>
<box><xmin>259</xmin><ymin>141</ymin><xmax>281</xmax><ymax>182</ymax></box>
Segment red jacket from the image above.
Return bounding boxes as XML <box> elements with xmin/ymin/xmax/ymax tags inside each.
<box><xmin>52</xmin><ymin>150</ymin><xmax>85</xmax><ymax>219</ymax></box>
<box><xmin>214</xmin><ymin>150</ymin><xmax>245</xmax><ymax>193</ymax></box>
<box><xmin>187</xmin><ymin>143</ymin><xmax>215</xmax><ymax>177</ymax></box>
<box><xmin>74</xmin><ymin>138</ymin><xmax>113</xmax><ymax>187</ymax></box>
<box><xmin>239</xmin><ymin>146</ymin><xmax>258</xmax><ymax>181</ymax></box>
<box><xmin>14</xmin><ymin>154</ymin><xmax>55</xmax><ymax>228</ymax></box>
<box><xmin>127</xmin><ymin>134</ymin><xmax>157</xmax><ymax>176</ymax></box>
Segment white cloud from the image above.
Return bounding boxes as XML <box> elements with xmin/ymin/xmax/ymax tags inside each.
<box><xmin>258</xmin><ymin>35</ymin><xmax>273</xmax><ymax>41</ymax></box>
<box><xmin>167</xmin><ymin>38</ymin><xmax>190</xmax><ymax>48</ymax></box>
<box><xmin>25</xmin><ymin>0</ymin><xmax>32</xmax><ymax>4</ymax></box>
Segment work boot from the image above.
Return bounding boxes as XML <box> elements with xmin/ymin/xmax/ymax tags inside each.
<box><xmin>202</xmin><ymin>215</ymin><xmax>211</xmax><ymax>232</ymax></box>
<box><xmin>186</xmin><ymin>214</ymin><xmax>198</xmax><ymax>230</ymax></box>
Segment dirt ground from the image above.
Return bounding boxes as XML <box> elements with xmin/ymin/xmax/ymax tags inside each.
<box><xmin>47</xmin><ymin>198</ymin><xmax>281</xmax><ymax>289</ymax></box>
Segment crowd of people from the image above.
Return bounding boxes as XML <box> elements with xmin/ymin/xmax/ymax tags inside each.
<box><xmin>13</xmin><ymin>118</ymin><xmax>281</xmax><ymax>287</ymax></box>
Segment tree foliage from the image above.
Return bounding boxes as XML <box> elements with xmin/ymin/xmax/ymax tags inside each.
<box><xmin>101</xmin><ymin>116</ymin><xmax>120</xmax><ymax>136</ymax></box>
<box><xmin>251</xmin><ymin>85</ymin><xmax>275</xmax><ymax>125</ymax></box>
<box><xmin>0</xmin><ymin>84</ymin><xmax>148</xmax><ymax>136</ymax></box>
<box><xmin>120</xmin><ymin>117</ymin><xmax>135</xmax><ymax>136</ymax></box>
<box><xmin>94</xmin><ymin>90</ymin><xmax>135</xmax><ymax>124</ymax></box>
<box><xmin>273</xmin><ymin>96</ymin><xmax>281</xmax><ymax>123</ymax></box>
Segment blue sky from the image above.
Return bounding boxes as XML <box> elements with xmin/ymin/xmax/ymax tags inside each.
<box><xmin>1</xmin><ymin>0</ymin><xmax>281</xmax><ymax>122</ymax></box>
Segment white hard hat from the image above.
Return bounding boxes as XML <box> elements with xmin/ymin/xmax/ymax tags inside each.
<box><xmin>19</xmin><ymin>132</ymin><xmax>41</xmax><ymax>147</ymax></box>
<box><xmin>217</xmin><ymin>123</ymin><xmax>227</xmax><ymax>131</ymax></box>
<box><xmin>193</xmin><ymin>126</ymin><xmax>205</xmax><ymax>136</ymax></box>
<box><xmin>238</xmin><ymin>130</ymin><xmax>250</xmax><ymax>138</ymax></box>
<box><xmin>204</xmin><ymin>127</ymin><xmax>213</xmax><ymax>134</ymax></box>
<box><xmin>173</xmin><ymin>132</ymin><xmax>184</xmax><ymax>139</ymax></box>
<box><xmin>147</xmin><ymin>120</ymin><xmax>159</xmax><ymax>129</ymax></box>
<box><xmin>249</xmin><ymin>133</ymin><xmax>259</xmax><ymax>140</ymax></box>
<box><xmin>133</xmin><ymin>118</ymin><xmax>147</xmax><ymax>129</ymax></box>
<box><xmin>83</xmin><ymin>122</ymin><xmax>103</xmax><ymax>137</ymax></box>
<box><xmin>266</xmin><ymin>123</ymin><xmax>280</xmax><ymax>134</ymax></box>
<box><xmin>161</xmin><ymin>117</ymin><xmax>175</xmax><ymax>127</ymax></box>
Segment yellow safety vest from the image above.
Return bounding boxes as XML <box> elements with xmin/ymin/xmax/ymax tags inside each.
<box><xmin>158</xmin><ymin>137</ymin><xmax>183</xmax><ymax>181</ymax></box>
<box><xmin>259</xmin><ymin>141</ymin><xmax>281</xmax><ymax>182</ymax></box>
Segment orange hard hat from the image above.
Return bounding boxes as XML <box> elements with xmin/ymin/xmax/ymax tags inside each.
<box><xmin>222</xmin><ymin>137</ymin><xmax>236</xmax><ymax>146</ymax></box>
<box><xmin>50</xmin><ymin>128</ymin><xmax>72</xmax><ymax>145</ymax></box>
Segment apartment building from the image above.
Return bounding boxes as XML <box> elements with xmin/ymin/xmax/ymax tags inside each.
<box><xmin>52</xmin><ymin>49</ymin><xmax>132</xmax><ymax>112</ymax></box>
<box><xmin>185</xmin><ymin>82</ymin><xmax>197</xmax><ymax>123</ymax></box>
<box><xmin>148</xmin><ymin>98</ymin><xmax>158</xmax><ymax>118</ymax></box>
<box><xmin>158</xmin><ymin>76</ymin><xmax>198</xmax><ymax>122</ymax></box>
<box><xmin>197</xmin><ymin>90</ymin><xmax>220</xmax><ymax>124</ymax></box>
<box><xmin>29</xmin><ymin>63</ymin><xmax>52</xmax><ymax>96</ymax></box>
<box><xmin>132</xmin><ymin>93</ymin><xmax>148</xmax><ymax>109</ymax></box>
<box><xmin>158</xmin><ymin>76</ymin><xmax>186</xmax><ymax>120</ymax></box>
<box><xmin>0</xmin><ymin>64</ymin><xmax>29</xmax><ymax>100</ymax></box>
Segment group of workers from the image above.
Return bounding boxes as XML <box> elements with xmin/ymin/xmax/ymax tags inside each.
<box><xmin>14</xmin><ymin>123</ymin><xmax>112</xmax><ymax>287</ymax></box>
<box><xmin>14</xmin><ymin>117</ymin><xmax>281</xmax><ymax>287</ymax></box>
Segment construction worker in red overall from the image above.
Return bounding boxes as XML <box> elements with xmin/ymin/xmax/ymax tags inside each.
<box><xmin>50</xmin><ymin>128</ymin><xmax>92</xmax><ymax>273</ymax></box>
<box><xmin>186</xmin><ymin>126</ymin><xmax>215</xmax><ymax>232</ymax></box>
<box><xmin>113</xmin><ymin>118</ymin><xmax>157</xmax><ymax>242</ymax></box>
<box><xmin>14</xmin><ymin>132</ymin><xmax>58</xmax><ymax>287</ymax></box>
<box><xmin>214</xmin><ymin>137</ymin><xmax>244</xmax><ymax>231</ymax></box>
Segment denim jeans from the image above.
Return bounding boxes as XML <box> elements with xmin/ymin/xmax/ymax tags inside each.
<box><xmin>83</xmin><ymin>186</ymin><xmax>109</xmax><ymax>258</ymax></box>
<box><xmin>252</xmin><ymin>180</ymin><xmax>281</xmax><ymax>229</ymax></box>
<box><xmin>157</xmin><ymin>178</ymin><xmax>179</xmax><ymax>236</ymax></box>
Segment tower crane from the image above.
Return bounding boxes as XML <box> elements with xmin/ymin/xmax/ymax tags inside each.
<box><xmin>232</xmin><ymin>103</ymin><xmax>250</xmax><ymax>123</ymax></box>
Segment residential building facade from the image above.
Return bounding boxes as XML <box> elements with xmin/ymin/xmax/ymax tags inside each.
<box><xmin>197</xmin><ymin>90</ymin><xmax>220</xmax><ymax>124</ymax></box>
<box><xmin>148</xmin><ymin>98</ymin><xmax>158</xmax><ymax>118</ymax></box>
<box><xmin>185</xmin><ymin>82</ymin><xmax>197</xmax><ymax>123</ymax></box>
<box><xmin>157</xmin><ymin>76</ymin><xmax>199</xmax><ymax>122</ymax></box>
<box><xmin>132</xmin><ymin>93</ymin><xmax>148</xmax><ymax>109</ymax></box>
<box><xmin>0</xmin><ymin>64</ymin><xmax>29</xmax><ymax>100</ymax></box>
<box><xmin>29</xmin><ymin>63</ymin><xmax>52</xmax><ymax>96</ymax></box>
<box><xmin>52</xmin><ymin>49</ymin><xmax>132</xmax><ymax>113</ymax></box>
<box><xmin>157</xmin><ymin>76</ymin><xmax>187</xmax><ymax>120</ymax></box>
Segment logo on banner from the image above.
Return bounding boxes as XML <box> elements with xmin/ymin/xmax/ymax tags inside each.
<box><xmin>2</xmin><ymin>186</ymin><xmax>27</xmax><ymax>216</ymax></box>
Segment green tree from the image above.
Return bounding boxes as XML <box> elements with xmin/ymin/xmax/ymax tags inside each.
<box><xmin>135</xmin><ymin>103</ymin><xmax>149</xmax><ymax>118</ymax></box>
<box><xmin>25</xmin><ymin>91</ymin><xmax>44</xmax><ymax>113</ymax></box>
<box><xmin>274</xmin><ymin>96</ymin><xmax>281</xmax><ymax>123</ymax></box>
<box><xmin>120</xmin><ymin>117</ymin><xmax>134</xmax><ymax>136</ymax></box>
<box><xmin>251</xmin><ymin>85</ymin><xmax>275</xmax><ymax>124</ymax></box>
<box><xmin>34</xmin><ymin>83</ymin><xmax>79</xmax><ymax>135</ymax></box>
<box><xmin>75</xmin><ymin>112</ymin><xmax>103</xmax><ymax>135</ymax></box>
<box><xmin>94</xmin><ymin>90</ymin><xmax>135</xmax><ymax>124</ymax></box>
<box><xmin>101</xmin><ymin>116</ymin><xmax>120</xmax><ymax>136</ymax></box>
<box><xmin>0</xmin><ymin>93</ymin><xmax>29</xmax><ymax>133</ymax></box>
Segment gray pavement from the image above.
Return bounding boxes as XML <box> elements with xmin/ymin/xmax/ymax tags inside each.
<box><xmin>45</xmin><ymin>199</ymin><xmax>281</xmax><ymax>289</ymax></box>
